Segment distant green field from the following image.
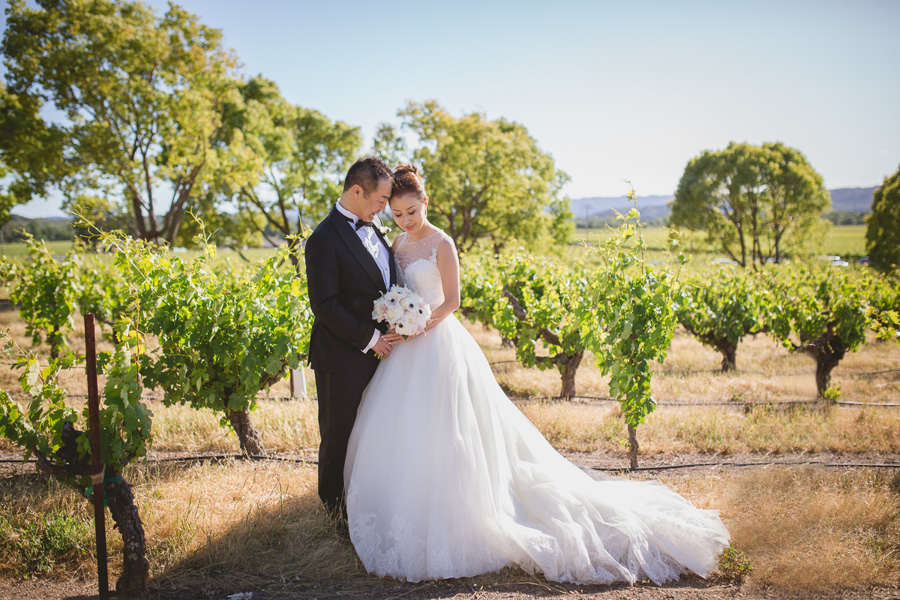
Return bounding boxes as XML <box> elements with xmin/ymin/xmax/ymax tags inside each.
<box><xmin>823</xmin><ymin>225</ymin><xmax>866</xmax><ymax>258</ymax></box>
<box><xmin>0</xmin><ymin>240</ymin><xmax>74</xmax><ymax>257</ymax></box>
<box><xmin>0</xmin><ymin>225</ymin><xmax>868</xmax><ymax>268</ymax></box>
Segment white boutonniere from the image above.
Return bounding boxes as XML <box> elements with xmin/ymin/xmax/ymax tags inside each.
<box><xmin>375</xmin><ymin>220</ymin><xmax>391</xmax><ymax>237</ymax></box>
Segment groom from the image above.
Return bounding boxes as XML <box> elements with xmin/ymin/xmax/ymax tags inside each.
<box><xmin>305</xmin><ymin>156</ymin><xmax>400</xmax><ymax>518</ymax></box>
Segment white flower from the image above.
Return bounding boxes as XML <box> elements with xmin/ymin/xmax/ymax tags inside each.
<box><xmin>418</xmin><ymin>302</ymin><xmax>432</xmax><ymax>320</ymax></box>
<box><xmin>404</xmin><ymin>295</ymin><xmax>421</xmax><ymax>312</ymax></box>
<box><xmin>372</xmin><ymin>285</ymin><xmax>431</xmax><ymax>337</ymax></box>
<box><xmin>395</xmin><ymin>313</ymin><xmax>415</xmax><ymax>333</ymax></box>
<box><xmin>383</xmin><ymin>287</ymin><xmax>405</xmax><ymax>306</ymax></box>
<box><xmin>384</xmin><ymin>303</ymin><xmax>404</xmax><ymax>323</ymax></box>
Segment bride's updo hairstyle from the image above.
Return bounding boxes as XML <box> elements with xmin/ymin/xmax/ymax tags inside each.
<box><xmin>390</xmin><ymin>164</ymin><xmax>427</xmax><ymax>203</ymax></box>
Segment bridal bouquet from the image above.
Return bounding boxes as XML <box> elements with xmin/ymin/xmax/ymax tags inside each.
<box><xmin>373</xmin><ymin>285</ymin><xmax>432</xmax><ymax>338</ymax></box>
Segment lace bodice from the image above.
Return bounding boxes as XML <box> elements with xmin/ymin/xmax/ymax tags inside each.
<box><xmin>393</xmin><ymin>230</ymin><xmax>450</xmax><ymax>308</ymax></box>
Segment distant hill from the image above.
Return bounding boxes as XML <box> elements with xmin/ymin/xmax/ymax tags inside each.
<box><xmin>2</xmin><ymin>213</ymin><xmax>74</xmax><ymax>243</ymax></box>
<box><xmin>570</xmin><ymin>195</ymin><xmax>673</xmax><ymax>220</ymax></box>
<box><xmin>572</xmin><ymin>186</ymin><xmax>878</xmax><ymax>221</ymax></box>
<box><xmin>828</xmin><ymin>187</ymin><xmax>876</xmax><ymax>212</ymax></box>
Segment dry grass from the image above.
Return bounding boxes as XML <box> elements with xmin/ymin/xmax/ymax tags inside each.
<box><xmin>2</xmin><ymin>461</ymin><xmax>897</xmax><ymax>597</ymax></box>
<box><xmin>6</xmin><ymin>393</ymin><xmax>896</xmax><ymax>458</ymax></box>
<box><xmin>148</xmin><ymin>400</ymin><xmax>320</xmax><ymax>454</ymax></box>
<box><xmin>2</xmin><ymin>384</ymin><xmax>897</xmax><ymax>460</ymax></box>
<box><xmin>0</xmin><ymin>460</ymin><xmax>361</xmax><ymax>588</ymax></box>
<box><xmin>472</xmin><ymin>319</ymin><xmax>900</xmax><ymax>406</ymax></box>
<box><xmin>2</xmin><ymin>307</ymin><xmax>900</xmax><ymax>596</ymax></box>
<box><xmin>683</xmin><ymin>466</ymin><xmax>900</xmax><ymax>596</ymax></box>
<box><xmin>134</xmin><ymin>460</ymin><xmax>360</xmax><ymax>588</ymax></box>
<box><xmin>521</xmin><ymin>401</ymin><xmax>900</xmax><ymax>455</ymax></box>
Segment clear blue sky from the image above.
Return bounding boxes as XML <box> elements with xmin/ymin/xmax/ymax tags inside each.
<box><xmin>3</xmin><ymin>0</ymin><xmax>899</xmax><ymax>217</ymax></box>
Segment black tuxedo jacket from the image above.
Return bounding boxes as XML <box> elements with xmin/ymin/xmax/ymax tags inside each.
<box><xmin>305</xmin><ymin>207</ymin><xmax>397</xmax><ymax>373</ymax></box>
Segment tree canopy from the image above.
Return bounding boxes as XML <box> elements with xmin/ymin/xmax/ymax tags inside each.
<box><xmin>671</xmin><ymin>142</ymin><xmax>830</xmax><ymax>266</ymax></box>
<box><xmin>219</xmin><ymin>76</ymin><xmax>361</xmax><ymax>266</ymax></box>
<box><xmin>377</xmin><ymin>101</ymin><xmax>572</xmax><ymax>254</ymax></box>
<box><xmin>865</xmin><ymin>164</ymin><xmax>900</xmax><ymax>273</ymax></box>
<box><xmin>0</xmin><ymin>0</ymin><xmax>244</xmax><ymax>245</ymax></box>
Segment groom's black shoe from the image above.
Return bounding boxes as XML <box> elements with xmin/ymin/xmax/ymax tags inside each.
<box><xmin>335</xmin><ymin>519</ymin><xmax>351</xmax><ymax>543</ymax></box>
<box><xmin>324</xmin><ymin>502</ymin><xmax>351</xmax><ymax>542</ymax></box>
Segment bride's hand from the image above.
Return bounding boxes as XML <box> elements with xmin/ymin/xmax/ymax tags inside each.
<box><xmin>382</xmin><ymin>330</ymin><xmax>407</xmax><ymax>344</ymax></box>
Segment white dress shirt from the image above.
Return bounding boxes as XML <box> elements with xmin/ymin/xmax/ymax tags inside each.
<box><xmin>335</xmin><ymin>200</ymin><xmax>391</xmax><ymax>353</ymax></box>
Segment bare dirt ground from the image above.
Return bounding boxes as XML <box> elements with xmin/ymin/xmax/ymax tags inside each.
<box><xmin>2</xmin><ymin>571</ymin><xmax>899</xmax><ymax>600</ymax></box>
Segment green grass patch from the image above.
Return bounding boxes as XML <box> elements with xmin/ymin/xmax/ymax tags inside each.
<box><xmin>0</xmin><ymin>241</ymin><xmax>74</xmax><ymax>257</ymax></box>
<box><xmin>0</xmin><ymin>510</ymin><xmax>93</xmax><ymax>578</ymax></box>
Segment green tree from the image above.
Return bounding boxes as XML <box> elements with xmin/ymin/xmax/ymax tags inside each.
<box><xmin>1</xmin><ymin>0</ymin><xmax>244</xmax><ymax>245</ymax></box>
<box><xmin>0</xmin><ymin>157</ymin><xmax>24</xmax><ymax>234</ymax></box>
<box><xmin>865</xmin><ymin>164</ymin><xmax>900</xmax><ymax>273</ymax></box>
<box><xmin>0</xmin><ymin>83</ymin><xmax>61</xmax><ymax>232</ymax></box>
<box><xmin>371</xmin><ymin>123</ymin><xmax>409</xmax><ymax>171</ymax></box>
<box><xmin>222</xmin><ymin>76</ymin><xmax>361</xmax><ymax>270</ymax></box>
<box><xmin>384</xmin><ymin>100</ymin><xmax>572</xmax><ymax>254</ymax></box>
<box><xmin>671</xmin><ymin>142</ymin><xmax>830</xmax><ymax>266</ymax></box>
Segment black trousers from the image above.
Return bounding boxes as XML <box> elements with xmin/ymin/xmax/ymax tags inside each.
<box><xmin>314</xmin><ymin>365</ymin><xmax>377</xmax><ymax>517</ymax></box>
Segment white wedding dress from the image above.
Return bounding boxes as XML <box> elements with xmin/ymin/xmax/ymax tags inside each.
<box><xmin>344</xmin><ymin>230</ymin><xmax>729</xmax><ymax>585</ymax></box>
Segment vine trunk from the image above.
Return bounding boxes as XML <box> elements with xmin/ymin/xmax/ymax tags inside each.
<box><xmin>226</xmin><ymin>407</ymin><xmax>266</xmax><ymax>456</ymax></box>
<box><xmin>627</xmin><ymin>424</ymin><xmax>640</xmax><ymax>470</ymax></box>
<box><xmin>105</xmin><ymin>472</ymin><xmax>150</xmax><ymax>600</ymax></box>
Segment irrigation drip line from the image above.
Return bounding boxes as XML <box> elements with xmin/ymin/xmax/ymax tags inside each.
<box><xmin>6</xmin><ymin>390</ymin><xmax>898</xmax><ymax>408</ymax></box>
<box><xmin>486</xmin><ymin>363</ymin><xmax>900</xmax><ymax>378</ymax></box>
<box><xmin>150</xmin><ymin>453</ymin><xmax>319</xmax><ymax>465</ymax></box>
<box><xmin>589</xmin><ymin>460</ymin><xmax>900</xmax><ymax>473</ymax></box>
<box><xmin>836</xmin><ymin>400</ymin><xmax>900</xmax><ymax>407</ymax></box>
<box><xmin>4</xmin><ymin>455</ymin><xmax>898</xmax><ymax>473</ymax></box>
<box><xmin>509</xmin><ymin>395</ymin><xmax>900</xmax><ymax>408</ymax></box>
<box><xmin>0</xmin><ymin>454</ymin><xmax>318</xmax><ymax>466</ymax></box>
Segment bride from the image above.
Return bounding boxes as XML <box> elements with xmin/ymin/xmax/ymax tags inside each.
<box><xmin>343</xmin><ymin>164</ymin><xmax>730</xmax><ymax>585</ymax></box>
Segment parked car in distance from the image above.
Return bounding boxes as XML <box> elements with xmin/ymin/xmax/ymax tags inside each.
<box><xmin>818</xmin><ymin>255</ymin><xmax>848</xmax><ymax>267</ymax></box>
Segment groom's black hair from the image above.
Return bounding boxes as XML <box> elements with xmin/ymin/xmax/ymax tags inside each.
<box><xmin>343</xmin><ymin>156</ymin><xmax>393</xmax><ymax>195</ymax></box>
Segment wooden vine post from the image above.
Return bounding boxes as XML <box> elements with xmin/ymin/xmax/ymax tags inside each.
<box><xmin>84</xmin><ymin>313</ymin><xmax>110</xmax><ymax>600</ymax></box>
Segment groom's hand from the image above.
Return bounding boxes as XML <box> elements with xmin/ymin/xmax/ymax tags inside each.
<box><xmin>372</xmin><ymin>335</ymin><xmax>394</xmax><ymax>358</ymax></box>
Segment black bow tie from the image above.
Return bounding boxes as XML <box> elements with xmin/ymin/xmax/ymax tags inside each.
<box><xmin>345</xmin><ymin>215</ymin><xmax>374</xmax><ymax>230</ymax></box>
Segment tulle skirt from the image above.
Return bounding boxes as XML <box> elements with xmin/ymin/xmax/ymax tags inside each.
<box><xmin>344</xmin><ymin>315</ymin><xmax>729</xmax><ymax>584</ymax></box>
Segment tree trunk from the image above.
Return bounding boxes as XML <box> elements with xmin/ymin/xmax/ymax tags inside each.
<box><xmin>815</xmin><ymin>337</ymin><xmax>846</xmax><ymax>400</ymax></box>
<box><xmin>627</xmin><ymin>424</ymin><xmax>640</xmax><ymax>470</ymax></box>
<box><xmin>556</xmin><ymin>351</ymin><xmax>584</xmax><ymax>398</ymax></box>
<box><xmin>718</xmin><ymin>342</ymin><xmax>737</xmax><ymax>372</ymax></box>
<box><xmin>105</xmin><ymin>472</ymin><xmax>150</xmax><ymax>600</ymax></box>
<box><xmin>226</xmin><ymin>407</ymin><xmax>266</xmax><ymax>456</ymax></box>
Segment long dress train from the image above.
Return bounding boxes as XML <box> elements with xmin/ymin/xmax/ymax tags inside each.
<box><xmin>344</xmin><ymin>230</ymin><xmax>729</xmax><ymax>584</ymax></box>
